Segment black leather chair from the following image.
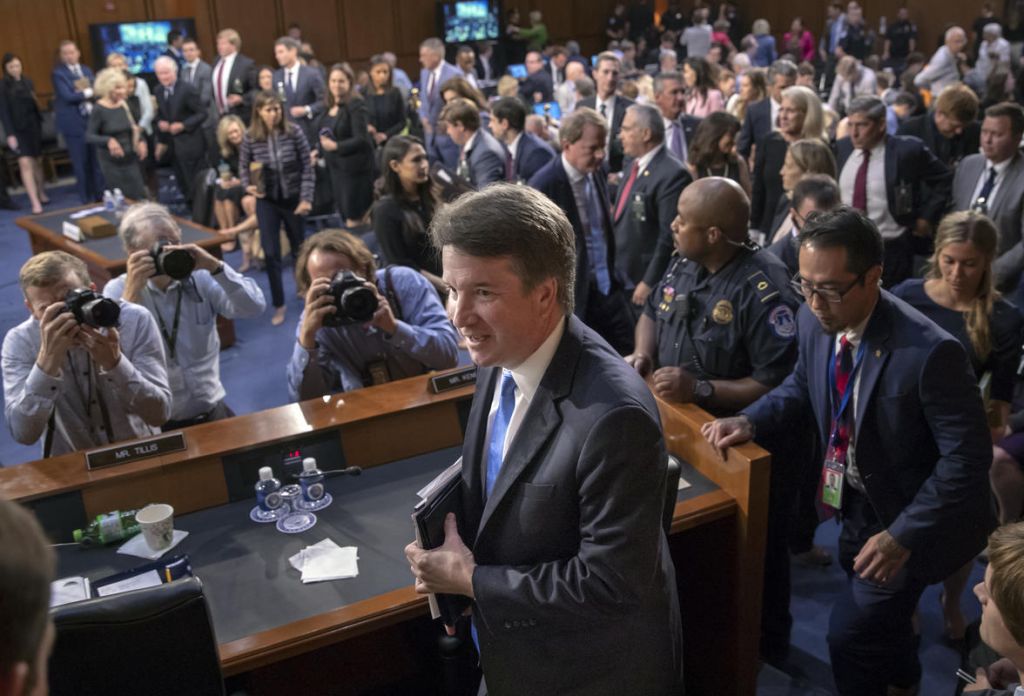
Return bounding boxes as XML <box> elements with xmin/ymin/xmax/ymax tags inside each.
<box><xmin>49</xmin><ymin>576</ymin><xmax>225</xmax><ymax>696</ymax></box>
<box><xmin>663</xmin><ymin>454</ymin><xmax>682</xmax><ymax>535</ymax></box>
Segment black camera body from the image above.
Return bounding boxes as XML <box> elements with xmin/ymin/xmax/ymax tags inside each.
<box><xmin>64</xmin><ymin>288</ymin><xmax>120</xmax><ymax>328</ymax></box>
<box><xmin>150</xmin><ymin>241</ymin><xmax>195</xmax><ymax>280</ymax></box>
<box><xmin>322</xmin><ymin>271</ymin><xmax>379</xmax><ymax>327</ymax></box>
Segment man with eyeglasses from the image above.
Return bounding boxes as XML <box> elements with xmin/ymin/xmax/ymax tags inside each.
<box><xmin>703</xmin><ymin>207</ymin><xmax>994</xmax><ymax>696</ymax></box>
<box><xmin>766</xmin><ymin>174</ymin><xmax>841</xmax><ymax>276</ymax></box>
<box><xmin>626</xmin><ymin>177</ymin><xmax>801</xmax><ymax>664</ymax></box>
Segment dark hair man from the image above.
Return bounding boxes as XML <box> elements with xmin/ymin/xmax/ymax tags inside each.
<box><xmin>705</xmin><ymin>207</ymin><xmax>994</xmax><ymax>695</ymax></box>
<box><xmin>440</xmin><ymin>99</ymin><xmax>507</xmax><ymax>189</ymax></box>
<box><xmin>765</xmin><ymin>173</ymin><xmax>842</xmax><ymax>275</ymax></box>
<box><xmin>490</xmin><ymin>97</ymin><xmax>555</xmax><ymax>183</ymax></box>
<box><xmin>406</xmin><ymin>183</ymin><xmax>683</xmax><ymax>695</ymax></box>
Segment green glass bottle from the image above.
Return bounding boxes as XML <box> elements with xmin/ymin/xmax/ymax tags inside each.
<box><xmin>72</xmin><ymin>510</ymin><xmax>140</xmax><ymax>546</ymax></box>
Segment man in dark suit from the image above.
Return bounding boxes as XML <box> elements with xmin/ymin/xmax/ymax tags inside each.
<box><xmin>52</xmin><ymin>40</ymin><xmax>103</xmax><ymax>203</ymax></box>
<box><xmin>519</xmin><ymin>50</ymin><xmax>554</xmax><ymax>104</ymax></box>
<box><xmin>154</xmin><ymin>57</ymin><xmax>208</xmax><ymax>204</ymax></box>
<box><xmin>162</xmin><ymin>30</ymin><xmax>185</xmax><ymax>69</ymax></box>
<box><xmin>406</xmin><ymin>183</ymin><xmax>683</xmax><ymax>696</ymax></box>
<box><xmin>765</xmin><ymin>174</ymin><xmax>841</xmax><ymax>276</ymax></box>
<box><xmin>737</xmin><ymin>59</ymin><xmax>797</xmax><ymax>161</ymax></box>
<box><xmin>181</xmin><ymin>39</ymin><xmax>218</xmax><ymax>167</ymax></box>
<box><xmin>835</xmin><ymin>96</ymin><xmax>952</xmax><ymax>287</ymax></box>
<box><xmin>529</xmin><ymin>108</ymin><xmax>635</xmax><ymax>354</ymax></box>
<box><xmin>652</xmin><ymin>71</ymin><xmax>700</xmax><ymax>167</ymax></box>
<box><xmin>576</xmin><ymin>51</ymin><xmax>633</xmax><ymax>174</ymax></box>
<box><xmin>441</xmin><ymin>99</ymin><xmax>507</xmax><ymax>189</ymax></box>
<box><xmin>705</xmin><ymin>207</ymin><xmax>994</xmax><ymax>696</ymax></box>
<box><xmin>212</xmin><ymin>28</ymin><xmax>256</xmax><ymax>124</ymax></box>
<box><xmin>273</xmin><ymin>36</ymin><xmax>325</xmax><ymax>147</ymax></box>
<box><xmin>952</xmin><ymin>102</ymin><xmax>1024</xmax><ymax>291</ymax></box>
<box><xmin>490</xmin><ymin>97</ymin><xmax>555</xmax><ymax>183</ymax></box>
<box><xmin>896</xmin><ymin>83</ymin><xmax>980</xmax><ymax>168</ymax></box>
<box><xmin>613</xmin><ymin>103</ymin><xmax>690</xmax><ymax>312</ymax></box>
<box><xmin>418</xmin><ymin>37</ymin><xmax>462</xmax><ymax>168</ymax></box>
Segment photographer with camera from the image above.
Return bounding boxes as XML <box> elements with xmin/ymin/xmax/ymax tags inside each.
<box><xmin>286</xmin><ymin>229</ymin><xmax>458</xmax><ymax>401</ymax></box>
<box><xmin>2</xmin><ymin>251</ymin><xmax>171</xmax><ymax>456</ymax></box>
<box><xmin>103</xmin><ymin>202</ymin><xmax>266</xmax><ymax>429</ymax></box>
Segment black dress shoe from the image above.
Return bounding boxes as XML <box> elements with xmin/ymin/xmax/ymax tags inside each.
<box><xmin>0</xmin><ymin>197</ymin><xmax>20</xmax><ymax>210</ymax></box>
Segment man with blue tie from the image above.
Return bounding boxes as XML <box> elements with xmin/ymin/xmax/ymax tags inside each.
<box><xmin>272</xmin><ymin>36</ymin><xmax>325</xmax><ymax>146</ymax></box>
<box><xmin>52</xmin><ymin>40</ymin><xmax>103</xmax><ymax>203</ymax></box>
<box><xmin>704</xmin><ymin>207</ymin><xmax>995</xmax><ymax>695</ymax></box>
<box><xmin>652</xmin><ymin>71</ymin><xmax>701</xmax><ymax>169</ymax></box>
<box><xmin>405</xmin><ymin>183</ymin><xmax>683</xmax><ymax>696</ymax></box>
<box><xmin>417</xmin><ymin>37</ymin><xmax>462</xmax><ymax>168</ymax></box>
<box><xmin>529</xmin><ymin>108</ymin><xmax>635</xmax><ymax>354</ymax></box>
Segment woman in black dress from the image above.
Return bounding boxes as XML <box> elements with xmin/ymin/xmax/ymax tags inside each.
<box><xmin>316</xmin><ymin>63</ymin><xmax>374</xmax><ymax>227</ymax></box>
<box><xmin>372</xmin><ymin>135</ymin><xmax>444</xmax><ymax>294</ymax></box>
<box><xmin>365</xmin><ymin>55</ymin><xmax>406</xmax><ymax>148</ymax></box>
<box><xmin>687</xmin><ymin>111</ymin><xmax>751</xmax><ymax>196</ymax></box>
<box><xmin>85</xmin><ymin>68</ymin><xmax>148</xmax><ymax>201</ymax></box>
<box><xmin>1</xmin><ymin>54</ymin><xmax>46</xmax><ymax>214</ymax></box>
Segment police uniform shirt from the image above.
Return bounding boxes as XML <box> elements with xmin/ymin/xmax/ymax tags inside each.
<box><xmin>644</xmin><ymin>248</ymin><xmax>798</xmax><ymax>403</ymax></box>
<box><xmin>286</xmin><ymin>266</ymin><xmax>459</xmax><ymax>400</ymax></box>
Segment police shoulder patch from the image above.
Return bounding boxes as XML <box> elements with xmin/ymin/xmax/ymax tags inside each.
<box><xmin>747</xmin><ymin>270</ymin><xmax>780</xmax><ymax>304</ymax></box>
<box><xmin>767</xmin><ymin>304</ymin><xmax>797</xmax><ymax>339</ymax></box>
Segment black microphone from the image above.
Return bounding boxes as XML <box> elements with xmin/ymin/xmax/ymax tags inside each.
<box><xmin>322</xmin><ymin>466</ymin><xmax>363</xmax><ymax>478</ymax></box>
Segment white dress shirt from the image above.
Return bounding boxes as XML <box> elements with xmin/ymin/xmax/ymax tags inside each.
<box><xmin>597</xmin><ymin>95</ymin><xmax>617</xmax><ymax>152</ymax></box>
<box><xmin>485</xmin><ymin>319</ymin><xmax>565</xmax><ymax>463</ymax></box>
<box><xmin>508</xmin><ymin>132</ymin><xmax>523</xmax><ymax>164</ymax></box>
<box><xmin>214</xmin><ymin>51</ymin><xmax>238</xmax><ymax>112</ymax></box>
<box><xmin>839</xmin><ymin>141</ymin><xmax>904</xmax><ymax>239</ymax></box>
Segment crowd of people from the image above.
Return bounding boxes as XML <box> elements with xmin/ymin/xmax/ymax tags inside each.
<box><xmin>5</xmin><ymin>2</ymin><xmax>1024</xmax><ymax>694</ymax></box>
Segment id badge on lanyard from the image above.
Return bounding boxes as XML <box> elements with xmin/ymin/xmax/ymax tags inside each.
<box><xmin>820</xmin><ymin>342</ymin><xmax>866</xmax><ymax>510</ymax></box>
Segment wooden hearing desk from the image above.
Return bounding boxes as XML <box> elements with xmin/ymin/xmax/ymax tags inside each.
<box><xmin>0</xmin><ymin>374</ymin><xmax>769</xmax><ymax>696</ymax></box>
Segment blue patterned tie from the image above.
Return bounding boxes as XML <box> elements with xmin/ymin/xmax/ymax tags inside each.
<box><xmin>973</xmin><ymin>167</ymin><xmax>998</xmax><ymax>213</ymax></box>
<box><xmin>485</xmin><ymin>370</ymin><xmax>517</xmax><ymax>497</ymax></box>
<box><xmin>584</xmin><ymin>177</ymin><xmax>612</xmax><ymax>295</ymax></box>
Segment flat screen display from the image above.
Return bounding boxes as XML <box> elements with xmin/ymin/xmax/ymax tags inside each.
<box><xmin>89</xmin><ymin>18</ymin><xmax>198</xmax><ymax>74</ymax></box>
<box><xmin>439</xmin><ymin>1</ymin><xmax>501</xmax><ymax>44</ymax></box>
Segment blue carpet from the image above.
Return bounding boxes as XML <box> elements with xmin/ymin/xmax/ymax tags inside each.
<box><xmin>0</xmin><ymin>182</ymin><xmax>986</xmax><ymax>695</ymax></box>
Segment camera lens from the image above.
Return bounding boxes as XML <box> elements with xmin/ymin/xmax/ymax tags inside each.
<box><xmin>340</xmin><ymin>286</ymin><xmax>379</xmax><ymax>323</ymax></box>
<box><xmin>83</xmin><ymin>297</ymin><xmax>121</xmax><ymax>328</ymax></box>
<box><xmin>160</xmin><ymin>248</ymin><xmax>196</xmax><ymax>280</ymax></box>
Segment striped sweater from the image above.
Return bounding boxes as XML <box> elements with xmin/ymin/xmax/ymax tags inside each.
<box><xmin>239</xmin><ymin>123</ymin><xmax>315</xmax><ymax>203</ymax></box>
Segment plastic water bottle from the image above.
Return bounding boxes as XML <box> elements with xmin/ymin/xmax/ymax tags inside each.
<box><xmin>255</xmin><ymin>466</ymin><xmax>283</xmax><ymax>513</ymax></box>
<box><xmin>102</xmin><ymin>190</ymin><xmax>114</xmax><ymax>213</ymax></box>
<box><xmin>113</xmin><ymin>188</ymin><xmax>126</xmax><ymax>217</ymax></box>
<box><xmin>299</xmin><ymin>457</ymin><xmax>325</xmax><ymax>503</ymax></box>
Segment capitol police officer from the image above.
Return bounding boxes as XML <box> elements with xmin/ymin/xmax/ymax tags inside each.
<box><xmin>626</xmin><ymin>176</ymin><xmax>802</xmax><ymax>663</ymax></box>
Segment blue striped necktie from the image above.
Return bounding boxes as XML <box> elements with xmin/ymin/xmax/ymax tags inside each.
<box><xmin>486</xmin><ymin>370</ymin><xmax>517</xmax><ymax>497</ymax></box>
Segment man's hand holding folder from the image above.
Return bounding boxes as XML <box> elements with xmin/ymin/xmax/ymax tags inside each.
<box><xmin>407</xmin><ymin>513</ymin><xmax>476</xmax><ymax>598</ymax></box>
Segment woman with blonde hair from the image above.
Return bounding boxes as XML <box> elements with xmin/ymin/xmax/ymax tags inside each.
<box><xmin>727</xmin><ymin>67</ymin><xmax>766</xmax><ymax>122</ymax></box>
<box><xmin>769</xmin><ymin>139</ymin><xmax>837</xmax><ymax>241</ymax></box>
<box><xmin>751</xmin><ymin>85</ymin><xmax>826</xmax><ymax>232</ymax></box>
<box><xmin>214</xmin><ymin>115</ymin><xmax>258</xmax><ymax>270</ymax></box>
<box><xmin>892</xmin><ymin>212</ymin><xmax>1023</xmax><ymax>640</ymax></box>
<box><xmin>105</xmin><ymin>52</ymin><xmax>153</xmax><ymax>139</ymax></box>
<box><xmin>85</xmin><ymin>67</ymin><xmax>147</xmax><ymax>200</ymax></box>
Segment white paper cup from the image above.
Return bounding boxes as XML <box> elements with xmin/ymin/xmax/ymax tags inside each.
<box><xmin>136</xmin><ymin>503</ymin><xmax>174</xmax><ymax>552</ymax></box>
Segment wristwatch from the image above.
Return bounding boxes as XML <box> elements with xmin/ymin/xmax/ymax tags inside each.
<box><xmin>693</xmin><ymin>379</ymin><xmax>714</xmax><ymax>405</ymax></box>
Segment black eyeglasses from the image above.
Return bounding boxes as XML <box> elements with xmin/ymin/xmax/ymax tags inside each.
<box><xmin>790</xmin><ymin>271</ymin><xmax>866</xmax><ymax>304</ymax></box>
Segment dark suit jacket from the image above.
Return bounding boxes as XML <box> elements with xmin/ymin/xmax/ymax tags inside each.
<box><xmin>519</xmin><ymin>69</ymin><xmax>553</xmax><ymax>103</ymax></box>
<box><xmin>751</xmin><ymin>131</ymin><xmax>788</xmax><ymax>233</ymax></box>
<box><xmin>612</xmin><ymin>146</ymin><xmax>691</xmax><ymax>287</ymax></box>
<box><xmin>743</xmin><ymin>292</ymin><xmax>996</xmax><ymax>583</ymax></box>
<box><xmin>466</xmin><ymin>128</ymin><xmax>507</xmax><ymax>188</ymax></box>
<box><xmin>896</xmin><ymin>112</ymin><xmax>980</xmax><ymax>167</ymax></box>
<box><xmin>835</xmin><ymin>134</ymin><xmax>953</xmax><ymax>228</ymax></box>
<box><xmin>317</xmin><ymin>98</ymin><xmax>374</xmax><ymax>174</ymax></box>
<box><xmin>155</xmin><ymin>80</ymin><xmax>207</xmax><ymax>158</ymax></box>
<box><xmin>463</xmin><ymin>316</ymin><xmax>683</xmax><ymax>695</ymax></box>
<box><xmin>273</xmin><ymin>64</ymin><xmax>325</xmax><ymax>142</ymax></box>
<box><xmin>0</xmin><ymin>77</ymin><xmax>41</xmax><ymax>135</ymax></box>
<box><xmin>213</xmin><ymin>52</ymin><xmax>256</xmax><ymax>122</ymax></box>
<box><xmin>513</xmin><ymin>131</ymin><xmax>555</xmax><ymax>182</ymax></box>
<box><xmin>737</xmin><ymin>97</ymin><xmax>772</xmax><ymax>159</ymax></box>
<box><xmin>577</xmin><ymin>95</ymin><xmax>634</xmax><ymax>173</ymax></box>
<box><xmin>529</xmin><ymin>157</ymin><xmax>618</xmax><ymax>319</ymax></box>
<box><xmin>51</xmin><ymin>64</ymin><xmax>94</xmax><ymax>136</ymax></box>
<box><xmin>181</xmin><ymin>60</ymin><xmax>216</xmax><ymax>127</ymax></box>
<box><xmin>764</xmin><ymin>232</ymin><xmax>799</xmax><ymax>276</ymax></box>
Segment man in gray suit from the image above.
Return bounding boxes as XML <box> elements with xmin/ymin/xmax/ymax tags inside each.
<box><xmin>181</xmin><ymin>39</ymin><xmax>217</xmax><ymax>166</ymax></box>
<box><xmin>612</xmin><ymin>103</ymin><xmax>691</xmax><ymax>313</ymax></box>
<box><xmin>441</xmin><ymin>98</ymin><xmax>507</xmax><ymax>189</ymax></box>
<box><xmin>272</xmin><ymin>36</ymin><xmax>325</xmax><ymax>146</ymax></box>
<box><xmin>952</xmin><ymin>102</ymin><xmax>1024</xmax><ymax>291</ymax></box>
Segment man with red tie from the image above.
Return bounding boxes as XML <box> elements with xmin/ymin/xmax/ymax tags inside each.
<box><xmin>211</xmin><ymin>29</ymin><xmax>256</xmax><ymax>125</ymax></box>
<box><xmin>703</xmin><ymin>207</ymin><xmax>994</xmax><ymax>695</ymax></box>
<box><xmin>612</xmin><ymin>103</ymin><xmax>690</xmax><ymax>315</ymax></box>
<box><xmin>834</xmin><ymin>96</ymin><xmax>951</xmax><ymax>287</ymax></box>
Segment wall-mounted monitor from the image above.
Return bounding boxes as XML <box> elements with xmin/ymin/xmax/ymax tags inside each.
<box><xmin>89</xmin><ymin>18</ymin><xmax>198</xmax><ymax>74</ymax></box>
<box><xmin>437</xmin><ymin>0</ymin><xmax>501</xmax><ymax>45</ymax></box>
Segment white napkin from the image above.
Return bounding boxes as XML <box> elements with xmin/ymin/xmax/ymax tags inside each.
<box><xmin>288</xmin><ymin>538</ymin><xmax>359</xmax><ymax>583</ymax></box>
<box><xmin>116</xmin><ymin>529</ymin><xmax>189</xmax><ymax>560</ymax></box>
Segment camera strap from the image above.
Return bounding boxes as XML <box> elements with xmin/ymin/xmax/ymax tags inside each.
<box><xmin>66</xmin><ymin>351</ymin><xmax>116</xmax><ymax>447</ymax></box>
<box><xmin>382</xmin><ymin>267</ymin><xmax>404</xmax><ymax>322</ymax></box>
<box><xmin>146</xmin><ymin>285</ymin><xmax>184</xmax><ymax>360</ymax></box>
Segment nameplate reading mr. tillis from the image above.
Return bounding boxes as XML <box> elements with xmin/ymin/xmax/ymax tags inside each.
<box><xmin>86</xmin><ymin>433</ymin><xmax>187</xmax><ymax>471</ymax></box>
